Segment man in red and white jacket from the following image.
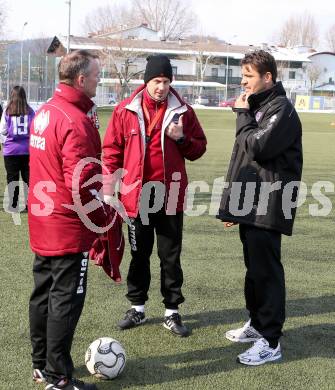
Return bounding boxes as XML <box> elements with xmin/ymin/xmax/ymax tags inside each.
<box><xmin>28</xmin><ymin>50</ymin><xmax>104</xmax><ymax>390</ymax></box>
<box><xmin>103</xmin><ymin>54</ymin><xmax>207</xmax><ymax>337</ymax></box>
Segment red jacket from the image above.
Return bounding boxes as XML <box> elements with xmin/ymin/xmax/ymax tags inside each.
<box><xmin>89</xmin><ymin>210</ymin><xmax>124</xmax><ymax>283</ymax></box>
<box><xmin>28</xmin><ymin>83</ymin><xmax>107</xmax><ymax>256</ymax></box>
<box><xmin>103</xmin><ymin>85</ymin><xmax>207</xmax><ymax>217</ymax></box>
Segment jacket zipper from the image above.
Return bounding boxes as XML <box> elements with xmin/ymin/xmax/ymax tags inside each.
<box><xmin>127</xmin><ymin>91</ymin><xmax>187</xmax><ymax>216</ymax></box>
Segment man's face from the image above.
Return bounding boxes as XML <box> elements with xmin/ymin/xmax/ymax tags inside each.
<box><xmin>241</xmin><ymin>64</ymin><xmax>273</xmax><ymax>95</ymax></box>
<box><xmin>146</xmin><ymin>77</ymin><xmax>170</xmax><ymax>101</ymax></box>
<box><xmin>82</xmin><ymin>59</ymin><xmax>101</xmax><ymax>98</ymax></box>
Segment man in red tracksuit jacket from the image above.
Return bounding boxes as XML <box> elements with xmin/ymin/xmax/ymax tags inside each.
<box><xmin>103</xmin><ymin>55</ymin><xmax>207</xmax><ymax>337</ymax></box>
<box><xmin>28</xmin><ymin>50</ymin><xmax>106</xmax><ymax>390</ymax></box>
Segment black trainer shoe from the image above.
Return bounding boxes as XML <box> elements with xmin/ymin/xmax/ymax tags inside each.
<box><xmin>45</xmin><ymin>377</ymin><xmax>97</xmax><ymax>390</ymax></box>
<box><xmin>118</xmin><ymin>308</ymin><xmax>147</xmax><ymax>330</ymax></box>
<box><xmin>33</xmin><ymin>368</ymin><xmax>46</xmax><ymax>383</ymax></box>
<box><xmin>163</xmin><ymin>313</ymin><xmax>190</xmax><ymax>337</ymax></box>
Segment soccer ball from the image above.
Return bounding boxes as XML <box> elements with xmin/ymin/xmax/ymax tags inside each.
<box><xmin>85</xmin><ymin>337</ymin><xmax>126</xmax><ymax>379</ymax></box>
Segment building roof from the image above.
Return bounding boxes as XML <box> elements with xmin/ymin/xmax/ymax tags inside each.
<box><xmin>47</xmin><ymin>35</ymin><xmax>312</xmax><ymax>62</ymax></box>
<box><xmin>309</xmin><ymin>51</ymin><xmax>335</xmax><ymax>58</ymax></box>
<box><xmin>90</xmin><ymin>23</ymin><xmax>158</xmax><ymax>38</ymax></box>
<box><xmin>314</xmin><ymin>83</ymin><xmax>335</xmax><ymax>91</ymax></box>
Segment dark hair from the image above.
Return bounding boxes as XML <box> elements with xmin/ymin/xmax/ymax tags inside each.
<box><xmin>58</xmin><ymin>50</ymin><xmax>99</xmax><ymax>85</ymax></box>
<box><xmin>241</xmin><ymin>50</ymin><xmax>277</xmax><ymax>83</ymax></box>
<box><xmin>6</xmin><ymin>86</ymin><xmax>29</xmax><ymax>116</ymax></box>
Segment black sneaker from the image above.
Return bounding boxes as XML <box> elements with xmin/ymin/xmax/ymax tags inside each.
<box><xmin>45</xmin><ymin>377</ymin><xmax>97</xmax><ymax>390</ymax></box>
<box><xmin>118</xmin><ymin>308</ymin><xmax>147</xmax><ymax>330</ymax></box>
<box><xmin>163</xmin><ymin>313</ymin><xmax>190</xmax><ymax>337</ymax></box>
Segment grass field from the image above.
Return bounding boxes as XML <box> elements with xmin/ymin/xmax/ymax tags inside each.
<box><xmin>0</xmin><ymin>109</ymin><xmax>335</xmax><ymax>389</ymax></box>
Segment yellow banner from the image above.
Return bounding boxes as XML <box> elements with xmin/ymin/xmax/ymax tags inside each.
<box><xmin>295</xmin><ymin>95</ymin><xmax>310</xmax><ymax>110</ymax></box>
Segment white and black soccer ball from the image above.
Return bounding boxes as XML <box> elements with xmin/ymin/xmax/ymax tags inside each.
<box><xmin>85</xmin><ymin>337</ymin><xmax>126</xmax><ymax>379</ymax></box>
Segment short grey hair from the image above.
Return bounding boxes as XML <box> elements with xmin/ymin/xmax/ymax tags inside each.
<box><xmin>58</xmin><ymin>50</ymin><xmax>99</xmax><ymax>85</ymax></box>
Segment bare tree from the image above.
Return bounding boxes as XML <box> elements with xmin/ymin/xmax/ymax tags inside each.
<box><xmin>82</xmin><ymin>0</ymin><xmax>197</xmax><ymax>40</ymax></box>
<box><xmin>195</xmin><ymin>51</ymin><xmax>212</xmax><ymax>98</ymax></box>
<box><xmin>133</xmin><ymin>0</ymin><xmax>197</xmax><ymax>40</ymax></box>
<box><xmin>325</xmin><ymin>24</ymin><xmax>335</xmax><ymax>52</ymax></box>
<box><xmin>101</xmin><ymin>42</ymin><xmax>146</xmax><ymax>100</ymax></box>
<box><xmin>82</xmin><ymin>4</ymin><xmax>138</xmax><ymax>35</ymax></box>
<box><xmin>278</xmin><ymin>17</ymin><xmax>300</xmax><ymax>47</ymax></box>
<box><xmin>306</xmin><ymin>63</ymin><xmax>322</xmax><ymax>90</ymax></box>
<box><xmin>0</xmin><ymin>0</ymin><xmax>7</xmax><ymax>37</ymax></box>
<box><xmin>180</xmin><ymin>37</ymin><xmax>213</xmax><ymax>99</ymax></box>
<box><xmin>277</xmin><ymin>12</ymin><xmax>319</xmax><ymax>48</ymax></box>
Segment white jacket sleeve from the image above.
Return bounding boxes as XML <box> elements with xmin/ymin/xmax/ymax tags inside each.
<box><xmin>0</xmin><ymin>113</ymin><xmax>8</xmax><ymax>143</ymax></box>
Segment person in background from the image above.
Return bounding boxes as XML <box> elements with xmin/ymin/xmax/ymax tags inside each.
<box><xmin>0</xmin><ymin>86</ymin><xmax>34</xmax><ymax>212</ymax></box>
<box><xmin>103</xmin><ymin>54</ymin><xmax>207</xmax><ymax>337</ymax></box>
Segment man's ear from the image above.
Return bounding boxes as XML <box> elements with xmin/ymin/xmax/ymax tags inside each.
<box><xmin>264</xmin><ymin>72</ymin><xmax>273</xmax><ymax>84</ymax></box>
<box><xmin>77</xmin><ymin>74</ymin><xmax>85</xmax><ymax>88</ymax></box>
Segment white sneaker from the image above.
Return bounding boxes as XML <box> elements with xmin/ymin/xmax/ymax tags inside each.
<box><xmin>33</xmin><ymin>368</ymin><xmax>46</xmax><ymax>383</ymax></box>
<box><xmin>237</xmin><ymin>338</ymin><xmax>282</xmax><ymax>366</ymax></box>
<box><xmin>225</xmin><ymin>319</ymin><xmax>262</xmax><ymax>343</ymax></box>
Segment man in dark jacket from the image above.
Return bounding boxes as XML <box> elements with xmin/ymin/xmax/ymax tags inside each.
<box><xmin>217</xmin><ymin>50</ymin><xmax>302</xmax><ymax>365</ymax></box>
<box><xmin>103</xmin><ymin>55</ymin><xmax>207</xmax><ymax>337</ymax></box>
<box><xmin>28</xmin><ymin>50</ymin><xmax>105</xmax><ymax>390</ymax></box>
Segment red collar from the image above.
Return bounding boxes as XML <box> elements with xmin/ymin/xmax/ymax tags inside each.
<box><xmin>54</xmin><ymin>83</ymin><xmax>94</xmax><ymax>113</ymax></box>
<box><xmin>143</xmin><ymin>88</ymin><xmax>168</xmax><ymax>110</ymax></box>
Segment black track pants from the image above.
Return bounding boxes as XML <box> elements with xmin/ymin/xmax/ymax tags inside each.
<box><xmin>126</xmin><ymin>211</ymin><xmax>185</xmax><ymax>309</ymax></box>
<box><xmin>239</xmin><ymin>224</ymin><xmax>285</xmax><ymax>344</ymax></box>
<box><xmin>29</xmin><ymin>252</ymin><xmax>89</xmax><ymax>382</ymax></box>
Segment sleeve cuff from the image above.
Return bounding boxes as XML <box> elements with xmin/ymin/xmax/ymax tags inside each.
<box><xmin>232</xmin><ymin>107</ymin><xmax>249</xmax><ymax>113</ymax></box>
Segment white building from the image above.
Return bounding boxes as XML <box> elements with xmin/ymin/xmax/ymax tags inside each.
<box><xmin>47</xmin><ymin>26</ymin><xmax>312</xmax><ymax>105</ymax></box>
<box><xmin>308</xmin><ymin>52</ymin><xmax>335</xmax><ymax>94</ymax></box>
<box><xmin>89</xmin><ymin>23</ymin><xmax>161</xmax><ymax>42</ymax></box>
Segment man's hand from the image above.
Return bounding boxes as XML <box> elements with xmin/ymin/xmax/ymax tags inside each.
<box><xmin>223</xmin><ymin>222</ymin><xmax>238</xmax><ymax>228</ymax></box>
<box><xmin>166</xmin><ymin>114</ymin><xmax>184</xmax><ymax>141</ymax></box>
<box><xmin>234</xmin><ymin>93</ymin><xmax>250</xmax><ymax>109</ymax></box>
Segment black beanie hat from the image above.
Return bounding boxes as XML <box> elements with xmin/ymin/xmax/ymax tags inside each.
<box><xmin>144</xmin><ymin>55</ymin><xmax>173</xmax><ymax>83</ymax></box>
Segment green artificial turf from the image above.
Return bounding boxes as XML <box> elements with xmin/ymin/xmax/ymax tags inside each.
<box><xmin>0</xmin><ymin>109</ymin><xmax>334</xmax><ymax>389</ymax></box>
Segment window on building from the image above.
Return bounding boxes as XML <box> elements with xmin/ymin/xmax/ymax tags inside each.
<box><xmin>290</xmin><ymin>61</ymin><xmax>301</xmax><ymax>69</ymax></box>
<box><xmin>172</xmin><ymin>66</ymin><xmax>177</xmax><ymax>76</ymax></box>
<box><xmin>289</xmin><ymin>71</ymin><xmax>296</xmax><ymax>80</ymax></box>
<box><xmin>211</xmin><ymin>67</ymin><xmax>218</xmax><ymax>77</ymax></box>
<box><xmin>224</xmin><ymin>68</ymin><xmax>232</xmax><ymax>78</ymax></box>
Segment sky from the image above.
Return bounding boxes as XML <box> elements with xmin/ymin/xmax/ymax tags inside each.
<box><xmin>3</xmin><ymin>0</ymin><xmax>334</xmax><ymax>50</ymax></box>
